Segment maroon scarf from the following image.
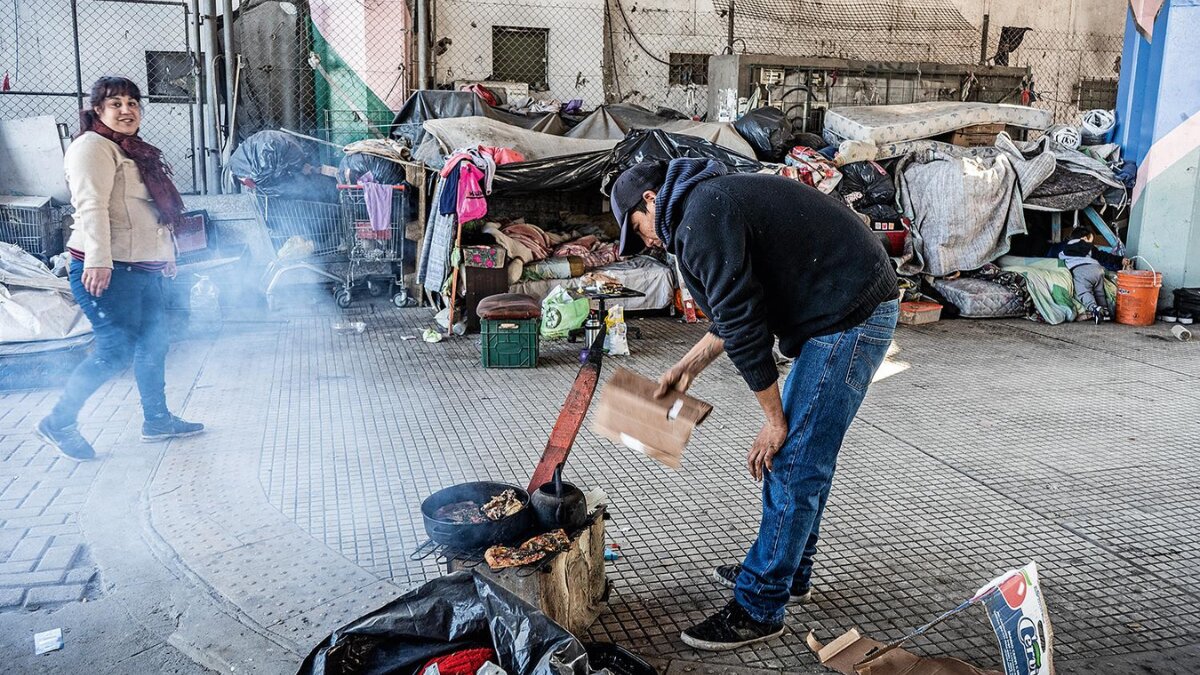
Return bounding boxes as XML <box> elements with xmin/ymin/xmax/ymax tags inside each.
<box><xmin>82</xmin><ymin>114</ymin><xmax>186</xmax><ymax>230</ymax></box>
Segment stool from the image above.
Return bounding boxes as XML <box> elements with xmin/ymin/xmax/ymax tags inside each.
<box><xmin>478</xmin><ymin>293</ymin><xmax>542</xmax><ymax>368</ymax></box>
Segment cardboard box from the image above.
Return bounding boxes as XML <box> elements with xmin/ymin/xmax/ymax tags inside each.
<box><xmin>809</xmin><ymin>562</ymin><xmax>1054</xmax><ymax>675</ymax></box>
<box><xmin>900</xmin><ymin>301</ymin><xmax>943</xmax><ymax>325</ymax></box>
<box><xmin>592</xmin><ymin>368</ymin><xmax>713</xmax><ymax>469</ymax></box>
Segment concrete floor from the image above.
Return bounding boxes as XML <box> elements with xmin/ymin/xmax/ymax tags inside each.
<box><xmin>1</xmin><ymin>297</ymin><xmax>1198</xmax><ymax>673</ymax></box>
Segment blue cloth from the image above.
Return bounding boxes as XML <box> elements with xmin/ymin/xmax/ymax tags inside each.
<box><xmin>438</xmin><ymin>165</ymin><xmax>462</xmax><ymax>216</ymax></box>
<box><xmin>49</xmin><ymin>259</ymin><xmax>170</xmax><ymax>425</ymax></box>
<box><xmin>734</xmin><ymin>298</ymin><xmax>899</xmax><ymax>623</ymax></box>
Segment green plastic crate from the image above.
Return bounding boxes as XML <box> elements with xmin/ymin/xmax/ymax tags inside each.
<box><xmin>481</xmin><ymin>318</ymin><xmax>540</xmax><ymax>368</ymax></box>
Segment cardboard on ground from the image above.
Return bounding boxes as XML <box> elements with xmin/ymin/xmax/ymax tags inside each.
<box><xmin>592</xmin><ymin>367</ymin><xmax>712</xmax><ymax>468</ymax></box>
<box><xmin>808</xmin><ymin>562</ymin><xmax>1053</xmax><ymax>675</ymax></box>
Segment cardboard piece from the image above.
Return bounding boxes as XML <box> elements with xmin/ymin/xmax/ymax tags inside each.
<box><xmin>807</xmin><ymin>630</ymin><xmax>1001</xmax><ymax>675</ymax></box>
<box><xmin>592</xmin><ymin>367</ymin><xmax>712</xmax><ymax>468</ymax></box>
<box><xmin>0</xmin><ymin>116</ymin><xmax>69</xmax><ymax>203</ymax></box>
<box><xmin>808</xmin><ymin>562</ymin><xmax>1053</xmax><ymax>675</ymax></box>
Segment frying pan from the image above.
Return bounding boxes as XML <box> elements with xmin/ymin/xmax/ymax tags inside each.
<box><xmin>420</xmin><ymin>481</ymin><xmax>534</xmax><ymax>550</ymax></box>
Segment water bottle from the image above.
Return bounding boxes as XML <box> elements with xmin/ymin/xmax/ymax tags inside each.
<box><xmin>189</xmin><ymin>275</ymin><xmax>222</xmax><ymax>334</ymax></box>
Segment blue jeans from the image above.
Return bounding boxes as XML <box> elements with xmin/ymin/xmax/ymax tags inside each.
<box><xmin>735</xmin><ymin>299</ymin><xmax>899</xmax><ymax>623</ymax></box>
<box><xmin>49</xmin><ymin>260</ymin><xmax>170</xmax><ymax>426</ymax></box>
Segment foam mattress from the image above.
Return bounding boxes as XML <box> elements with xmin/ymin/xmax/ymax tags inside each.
<box><xmin>824</xmin><ymin>102</ymin><xmax>1053</xmax><ymax>146</ymax></box>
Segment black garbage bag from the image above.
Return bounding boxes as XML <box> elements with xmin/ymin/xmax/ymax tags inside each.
<box><xmin>230</xmin><ymin>130</ymin><xmax>312</xmax><ymax>186</ymax></box>
<box><xmin>733</xmin><ymin>107</ymin><xmax>793</xmax><ymax>162</ymax></box>
<box><xmin>839</xmin><ymin>160</ymin><xmax>897</xmax><ymax>209</ymax></box>
<box><xmin>338</xmin><ymin>153</ymin><xmax>408</xmax><ymax>186</ymax></box>
<box><xmin>298</xmin><ymin>571</ymin><xmax>600</xmax><ymax>675</ymax></box>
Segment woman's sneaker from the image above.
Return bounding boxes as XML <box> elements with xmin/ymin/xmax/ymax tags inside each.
<box><xmin>35</xmin><ymin>417</ymin><xmax>96</xmax><ymax>461</ymax></box>
<box><xmin>681</xmin><ymin>600</ymin><xmax>785</xmax><ymax>651</ymax></box>
<box><xmin>142</xmin><ymin>414</ymin><xmax>205</xmax><ymax>442</ymax></box>
<box><xmin>713</xmin><ymin>563</ymin><xmax>813</xmax><ymax>604</ymax></box>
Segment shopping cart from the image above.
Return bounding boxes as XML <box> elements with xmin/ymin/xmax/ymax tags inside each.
<box><xmin>257</xmin><ymin>184</ymin><xmax>410</xmax><ymax>310</ymax></box>
<box><xmin>337</xmin><ymin>184</ymin><xmax>410</xmax><ymax>307</ymax></box>
<box><xmin>0</xmin><ymin>196</ymin><xmax>63</xmax><ymax>264</ymax></box>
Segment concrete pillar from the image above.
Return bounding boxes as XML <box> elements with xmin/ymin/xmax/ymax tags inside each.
<box><xmin>1117</xmin><ymin>0</ymin><xmax>1200</xmax><ymax>297</ymax></box>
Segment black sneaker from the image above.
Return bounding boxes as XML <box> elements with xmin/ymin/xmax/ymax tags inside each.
<box><xmin>35</xmin><ymin>417</ymin><xmax>96</xmax><ymax>461</ymax></box>
<box><xmin>142</xmin><ymin>414</ymin><xmax>205</xmax><ymax>442</ymax></box>
<box><xmin>713</xmin><ymin>564</ymin><xmax>813</xmax><ymax>604</ymax></box>
<box><xmin>680</xmin><ymin>600</ymin><xmax>785</xmax><ymax>651</ymax></box>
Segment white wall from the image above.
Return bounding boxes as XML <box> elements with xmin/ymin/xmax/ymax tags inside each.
<box><xmin>434</xmin><ymin>0</ymin><xmax>607</xmax><ymax>106</ymax></box>
<box><xmin>947</xmin><ymin>0</ymin><xmax>1127</xmax><ymax>35</ymax></box>
<box><xmin>1</xmin><ymin>0</ymin><xmax>197</xmax><ymax>191</ymax></box>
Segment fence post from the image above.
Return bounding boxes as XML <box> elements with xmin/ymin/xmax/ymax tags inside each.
<box><xmin>417</xmin><ymin>0</ymin><xmax>431</xmax><ymax>89</ymax></box>
<box><xmin>70</xmin><ymin>0</ymin><xmax>83</xmax><ymax>112</ymax></box>
<box><xmin>203</xmin><ymin>0</ymin><xmax>223</xmax><ymax>193</ymax></box>
<box><xmin>726</xmin><ymin>0</ymin><xmax>735</xmax><ymax>55</ymax></box>
<box><xmin>980</xmin><ymin>13</ymin><xmax>990</xmax><ymax>65</ymax></box>
<box><xmin>221</xmin><ymin>0</ymin><xmax>237</xmax><ymax>160</ymax></box>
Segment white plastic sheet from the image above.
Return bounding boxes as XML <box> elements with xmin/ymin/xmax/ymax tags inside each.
<box><xmin>0</xmin><ymin>243</ymin><xmax>92</xmax><ymax>343</ymax></box>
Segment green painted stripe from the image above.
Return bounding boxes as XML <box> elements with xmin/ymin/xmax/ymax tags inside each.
<box><xmin>310</xmin><ymin>21</ymin><xmax>394</xmax><ymax>143</ymax></box>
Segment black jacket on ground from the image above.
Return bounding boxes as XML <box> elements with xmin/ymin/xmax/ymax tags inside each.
<box><xmin>654</xmin><ymin>160</ymin><xmax>897</xmax><ymax>392</ymax></box>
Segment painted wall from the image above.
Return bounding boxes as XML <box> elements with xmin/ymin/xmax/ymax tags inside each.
<box><xmin>433</xmin><ymin>0</ymin><xmax>607</xmax><ymax>106</ymax></box>
<box><xmin>0</xmin><ymin>0</ymin><xmax>197</xmax><ymax>191</ymax></box>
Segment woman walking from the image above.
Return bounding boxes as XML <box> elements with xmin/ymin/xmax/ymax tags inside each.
<box><xmin>36</xmin><ymin>76</ymin><xmax>203</xmax><ymax>460</ymax></box>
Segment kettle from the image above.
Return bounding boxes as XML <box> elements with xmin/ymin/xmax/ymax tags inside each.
<box><xmin>531</xmin><ymin>463</ymin><xmax>587</xmax><ymax>532</ymax></box>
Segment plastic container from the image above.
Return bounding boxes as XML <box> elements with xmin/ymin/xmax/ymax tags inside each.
<box><xmin>1115</xmin><ymin>263</ymin><xmax>1162</xmax><ymax>327</ymax></box>
<box><xmin>899</xmin><ymin>301</ymin><xmax>943</xmax><ymax>325</ymax></box>
<box><xmin>189</xmin><ymin>275</ymin><xmax>222</xmax><ymax>334</ymax></box>
<box><xmin>481</xmin><ymin>318</ymin><xmax>540</xmax><ymax>368</ymax></box>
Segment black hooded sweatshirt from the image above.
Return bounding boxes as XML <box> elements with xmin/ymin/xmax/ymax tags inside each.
<box><xmin>654</xmin><ymin>159</ymin><xmax>897</xmax><ymax>392</ymax></box>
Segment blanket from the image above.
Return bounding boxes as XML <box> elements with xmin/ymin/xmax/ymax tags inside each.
<box><xmin>996</xmin><ymin>255</ymin><xmax>1116</xmax><ymax>325</ymax></box>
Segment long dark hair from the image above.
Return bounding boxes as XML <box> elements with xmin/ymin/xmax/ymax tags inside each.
<box><xmin>76</xmin><ymin>76</ymin><xmax>142</xmax><ymax>139</ymax></box>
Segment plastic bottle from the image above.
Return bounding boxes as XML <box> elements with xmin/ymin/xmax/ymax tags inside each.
<box><xmin>189</xmin><ymin>275</ymin><xmax>222</xmax><ymax>334</ymax></box>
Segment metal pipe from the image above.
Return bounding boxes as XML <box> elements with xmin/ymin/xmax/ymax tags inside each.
<box><xmin>221</xmin><ymin>0</ymin><xmax>236</xmax><ymax>144</ymax></box>
<box><xmin>188</xmin><ymin>0</ymin><xmax>207</xmax><ymax>193</ymax></box>
<box><xmin>202</xmin><ymin>0</ymin><xmax>223</xmax><ymax>192</ymax></box>
<box><xmin>416</xmin><ymin>0</ymin><xmax>430</xmax><ymax>89</ymax></box>
<box><xmin>70</xmin><ymin>0</ymin><xmax>84</xmax><ymax>112</ymax></box>
<box><xmin>726</xmin><ymin>0</ymin><xmax>735</xmax><ymax>55</ymax></box>
<box><xmin>980</xmin><ymin>13</ymin><xmax>990</xmax><ymax>65</ymax></box>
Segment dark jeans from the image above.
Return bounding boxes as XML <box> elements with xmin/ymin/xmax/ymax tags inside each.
<box><xmin>49</xmin><ymin>260</ymin><xmax>170</xmax><ymax>426</ymax></box>
<box><xmin>734</xmin><ymin>299</ymin><xmax>899</xmax><ymax>623</ymax></box>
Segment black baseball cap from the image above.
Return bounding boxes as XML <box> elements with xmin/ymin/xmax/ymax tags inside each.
<box><xmin>610</xmin><ymin>161</ymin><xmax>667</xmax><ymax>257</ymax></box>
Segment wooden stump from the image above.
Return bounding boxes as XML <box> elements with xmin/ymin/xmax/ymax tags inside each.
<box><xmin>448</xmin><ymin>516</ymin><xmax>607</xmax><ymax>635</ymax></box>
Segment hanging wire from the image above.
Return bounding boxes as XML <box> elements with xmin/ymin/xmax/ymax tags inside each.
<box><xmin>614</xmin><ymin>0</ymin><xmax>670</xmax><ymax>66</ymax></box>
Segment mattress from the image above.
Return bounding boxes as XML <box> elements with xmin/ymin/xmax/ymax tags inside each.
<box><xmin>931</xmin><ymin>277</ymin><xmax>1025</xmax><ymax>318</ymax></box>
<box><xmin>509</xmin><ymin>256</ymin><xmax>675</xmax><ymax>312</ymax></box>
<box><xmin>824</xmin><ymin>102</ymin><xmax>1053</xmax><ymax>146</ymax></box>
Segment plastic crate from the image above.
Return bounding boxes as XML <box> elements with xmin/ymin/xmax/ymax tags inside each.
<box><xmin>481</xmin><ymin>318</ymin><xmax>540</xmax><ymax>368</ymax></box>
<box><xmin>0</xmin><ymin>196</ymin><xmax>62</xmax><ymax>262</ymax></box>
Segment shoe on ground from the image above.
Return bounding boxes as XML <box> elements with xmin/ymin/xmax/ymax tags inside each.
<box><xmin>142</xmin><ymin>414</ymin><xmax>205</xmax><ymax>442</ymax></box>
<box><xmin>713</xmin><ymin>563</ymin><xmax>813</xmax><ymax>604</ymax></box>
<box><xmin>1179</xmin><ymin>312</ymin><xmax>1195</xmax><ymax>325</ymax></box>
<box><xmin>35</xmin><ymin>417</ymin><xmax>96</xmax><ymax>461</ymax></box>
<box><xmin>1162</xmin><ymin>310</ymin><xmax>1178</xmax><ymax>323</ymax></box>
<box><xmin>681</xmin><ymin>599</ymin><xmax>785</xmax><ymax>651</ymax></box>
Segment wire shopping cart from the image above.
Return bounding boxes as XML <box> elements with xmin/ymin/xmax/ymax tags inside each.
<box><xmin>337</xmin><ymin>184</ymin><xmax>410</xmax><ymax>307</ymax></box>
<box><xmin>256</xmin><ymin>184</ymin><xmax>410</xmax><ymax>310</ymax></box>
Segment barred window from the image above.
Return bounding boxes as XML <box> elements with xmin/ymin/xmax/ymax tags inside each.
<box><xmin>669</xmin><ymin>53</ymin><xmax>709</xmax><ymax>86</ymax></box>
<box><xmin>145</xmin><ymin>51</ymin><xmax>198</xmax><ymax>103</ymax></box>
<box><xmin>492</xmin><ymin>26</ymin><xmax>549</xmax><ymax>89</ymax></box>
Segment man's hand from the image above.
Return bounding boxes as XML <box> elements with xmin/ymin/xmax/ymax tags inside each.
<box><xmin>82</xmin><ymin>267</ymin><xmax>112</xmax><ymax>297</ymax></box>
<box><xmin>747</xmin><ymin>419</ymin><xmax>788</xmax><ymax>481</ymax></box>
<box><xmin>163</xmin><ymin>261</ymin><xmax>178</xmax><ymax>279</ymax></box>
<box><xmin>656</xmin><ymin>361</ymin><xmax>698</xmax><ymax>397</ymax></box>
<box><xmin>656</xmin><ymin>332</ymin><xmax>725</xmax><ymax>398</ymax></box>
<box><xmin>1121</xmin><ymin>257</ymin><xmax>1132</xmax><ymax>269</ymax></box>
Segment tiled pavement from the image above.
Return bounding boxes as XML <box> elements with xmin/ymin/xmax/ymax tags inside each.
<box><xmin>1</xmin><ymin>300</ymin><xmax>1198</xmax><ymax>673</ymax></box>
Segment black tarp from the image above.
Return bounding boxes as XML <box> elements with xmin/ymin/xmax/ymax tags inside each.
<box><xmin>298</xmin><ymin>571</ymin><xmax>600</xmax><ymax>675</ymax></box>
<box><xmin>734</xmin><ymin>107</ymin><xmax>793</xmax><ymax>162</ymax></box>
<box><xmin>489</xmin><ymin>128</ymin><xmax>762</xmax><ymax>196</ymax></box>
<box><xmin>390</xmin><ymin>91</ymin><xmax>570</xmax><ymax>148</ymax></box>
<box><xmin>229</xmin><ymin>130</ymin><xmax>338</xmax><ymax>202</ymax></box>
<box><xmin>234</xmin><ymin>0</ymin><xmax>315</xmax><ymax>138</ymax></box>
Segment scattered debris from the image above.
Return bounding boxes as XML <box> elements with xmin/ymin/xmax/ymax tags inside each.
<box><xmin>34</xmin><ymin>628</ymin><xmax>63</xmax><ymax>655</ymax></box>
<box><xmin>422</xmin><ymin>328</ymin><xmax>443</xmax><ymax>343</ymax></box>
<box><xmin>332</xmin><ymin>321</ymin><xmax>366</xmax><ymax>334</ymax></box>
<box><xmin>604</xmin><ymin>543</ymin><xmax>621</xmax><ymax>561</ymax></box>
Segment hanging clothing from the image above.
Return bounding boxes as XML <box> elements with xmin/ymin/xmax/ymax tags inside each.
<box><xmin>456</xmin><ymin>163</ymin><xmax>488</xmax><ymax>222</ymax></box>
<box><xmin>359</xmin><ymin>173</ymin><xmax>393</xmax><ymax>232</ymax></box>
<box><xmin>439</xmin><ymin>166</ymin><xmax>462</xmax><ymax>216</ymax></box>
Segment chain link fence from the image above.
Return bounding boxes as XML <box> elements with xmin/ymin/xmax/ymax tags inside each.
<box><xmin>3</xmin><ymin>0</ymin><xmax>1123</xmax><ymax>199</ymax></box>
<box><xmin>2</xmin><ymin>0</ymin><xmax>198</xmax><ymax>191</ymax></box>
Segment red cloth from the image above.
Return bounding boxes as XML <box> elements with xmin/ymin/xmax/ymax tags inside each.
<box><xmin>81</xmin><ymin>115</ymin><xmax>186</xmax><ymax>230</ymax></box>
<box><xmin>418</xmin><ymin>647</ymin><xmax>497</xmax><ymax>675</ymax></box>
<box><xmin>479</xmin><ymin>146</ymin><xmax>525</xmax><ymax>165</ymax></box>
